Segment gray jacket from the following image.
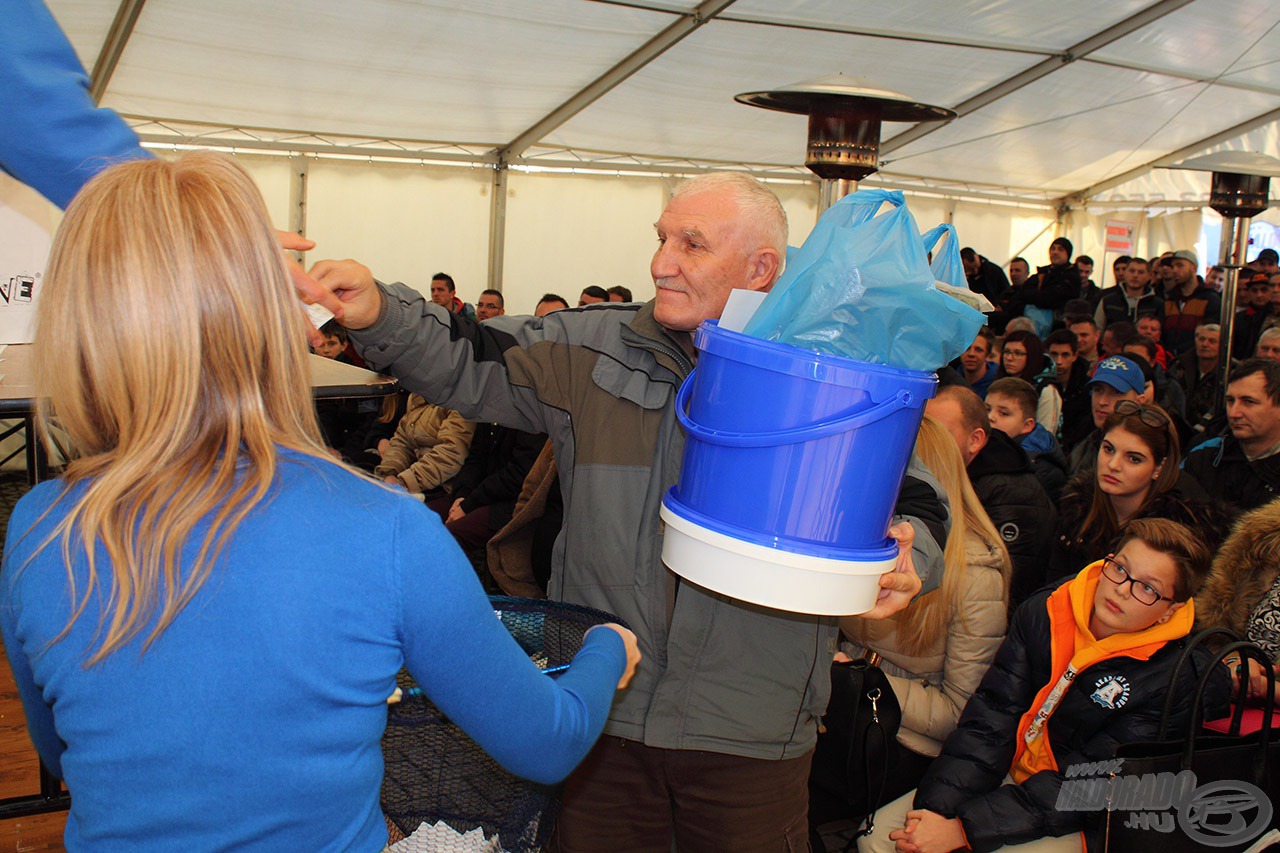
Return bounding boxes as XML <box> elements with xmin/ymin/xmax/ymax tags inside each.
<box><xmin>353</xmin><ymin>283</ymin><xmax>948</xmax><ymax>759</ymax></box>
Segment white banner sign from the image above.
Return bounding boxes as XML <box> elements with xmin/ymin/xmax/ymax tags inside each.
<box><xmin>0</xmin><ymin>174</ymin><xmax>58</xmax><ymax>344</ymax></box>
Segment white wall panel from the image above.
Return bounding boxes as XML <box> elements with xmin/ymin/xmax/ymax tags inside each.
<box><xmin>304</xmin><ymin>159</ymin><xmax>492</xmax><ymax>300</ymax></box>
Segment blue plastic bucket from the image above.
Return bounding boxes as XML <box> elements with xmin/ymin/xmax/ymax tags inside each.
<box><xmin>664</xmin><ymin>321</ymin><xmax>937</xmax><ymax>559</ymax></box>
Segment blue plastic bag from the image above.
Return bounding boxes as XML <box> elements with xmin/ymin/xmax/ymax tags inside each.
<box><xmin>743</xmin><ymin>190</ymin><xmax>984</xmax><ymax>371</ymax></box>
<box><xmin>922</xmin><ymin>223</ymin><xmax>965</xmax><ymax>290</ymax></box>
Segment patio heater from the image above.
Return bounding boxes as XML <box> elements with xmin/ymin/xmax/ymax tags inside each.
<box><xmin>1162</xmin><ymin>151</ymin><xmax>1280</xmax><ymax>393</ymax></box>
<box><xmin>735</xmin><ymin>74</ymin><xmax>955</xmax><ymax>211</ymax></box>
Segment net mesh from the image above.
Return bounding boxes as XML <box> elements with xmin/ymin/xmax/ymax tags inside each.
<box><xmin>381</xmin><ymin>596</ymin><xmax>623</xmax><ymax>852</ymax></box>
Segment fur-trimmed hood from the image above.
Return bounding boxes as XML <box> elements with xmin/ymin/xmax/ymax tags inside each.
<box><xmin>1194</xmin><ymin>497</ymin><xmax>1280</xmax><ymax>638</ymax></box>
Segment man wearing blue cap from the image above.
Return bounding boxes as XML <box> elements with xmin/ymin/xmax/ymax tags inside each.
<box><xmin>1066</xmin><ymin>354</ymin><xmax>1153</xmax><ymax>478</ymax></box>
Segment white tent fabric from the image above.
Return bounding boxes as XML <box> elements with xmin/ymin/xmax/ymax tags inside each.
<box><xmin>10</xmin><ymin>0</ymin><xmax>1280</xmax><ymax>310</ymax></box>
<box><xmin>44</xmin><ymin>0</ymin><xmax>1280</xmax><ymax>202</ymax></box>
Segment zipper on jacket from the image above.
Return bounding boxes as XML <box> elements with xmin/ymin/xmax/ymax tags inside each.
<box><xmin>627</xmin><ymin>334</ymin><xmax>694</xmax><ymax>378</ymax></box>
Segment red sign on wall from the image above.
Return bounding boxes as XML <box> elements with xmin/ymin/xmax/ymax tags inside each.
<box><xmin>1104</xmin><ymin>220</ymin><xmax>1135</xmax><ymax>254</ymax></box>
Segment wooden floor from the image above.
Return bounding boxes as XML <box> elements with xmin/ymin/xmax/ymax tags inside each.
<box><xmin>0</xmin><ymin>638</ymin><xmax>67</xmax><ymax>852</ymax></box>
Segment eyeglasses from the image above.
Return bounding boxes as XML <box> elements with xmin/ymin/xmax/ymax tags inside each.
<box><xmin>1113</xmin><ymin>399</ymin><xmax>1169</xmax><ymax>429</ymax></box>
<box><xmin>1100</xmin><ymin>556</ymin><xmax>1175</xmax><ymax>606</ymax></box>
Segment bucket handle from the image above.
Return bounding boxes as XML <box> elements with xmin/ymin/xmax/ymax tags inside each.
<box><xmin>675</xmin><ymin>369</ymin><xmax>915</xmax><ymax>448</ymax></box>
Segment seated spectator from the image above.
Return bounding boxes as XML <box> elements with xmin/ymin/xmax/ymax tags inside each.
<box><xmin>1067</xmin><ymin>355</ymin><xmax>1153</xmax><ymax>479</ymax></box>
<box><xmin>1003</xmin><ymin>316</ymin><xmax>1037</xmax><ymax>335</ymax></box>
<box><xmin>1195</xmin><ymin>497</ymin><xmax>1280</xmax><ymax>703</ymax></box>
<box><xmin>956</xmin><ymin>327</ymin><xmax>999</xmax><ymax>397</ymax></box>
<box><xmin>1232</xmin><ymin>271</ymin><xmax>1274</xmax><ymax>359</ymax></box>
<box><xmin>1046</xmin><ymin>330</ymin><xmax>1093</xmax><ymax>453</ymax></box>
<box><xmin>1257</xmin><ymin>248</ymin><xmax>1280</xmax><ymax>276</ymax></box>
<box><xmin>1205</xmin><ymin>264</ymin><xmax>1226</xmax><ymax>293</ymax></box>
<box><xmin>428</xmin><ymin>423</ymin><xmax>547</xmax><ymax>558</ymax></box>
<box><xmin>1183</xmin><ymin>358</ymin><xmax>1280</xmax><ymax>515</ymax></box>
<box><xmin>1008</xmin><ymin>257</ymin><xmax>1030</xmax><ymax>288</ymax></box>
<box><xmin>579</xmin><ymin>286</ymin><xmax>609</xmax><ymax>306</ymax></box>
<box><xmin>373</xmin><ymin>395</ymin><xmax>476</xmax><ymax>496</ymax></box>
<box><xmin>535</xmin><ymin>293</ymin><xmax>569</xmax><ymax>316</ymax></box>
<box><xmin>1068</xmin><ymin>316</ymin><xmax>1101</xmax><ymax>370</ymax></box>
<box><xmin>0</xmin><ymin>152</ymin><xmax>637</xmax><ymax>850</ymax></box>
<box><xmin>961</xmin><ymin>247</ymin><xmax>1010</xmax><ymax>305</ymax></box>
<box><xmin>1135</xmin><ymin>312</ymin><xmax>1170</xmax><ymax>368</ymax></box>
<box><xmin>820</xmin><ymin>416</ymin><xmax>1010</xmax><ymax>829</ymax></box>
<box><xmin>486</xmin><ymin>439</ymin><xmax>562</xmax><ymax>597</ymax></box>
<box><xmin>996</xmin><ymin>330</ymin><xmax>1061</xmax><ymax>434</ymax></box>
<box><xmin>606</xmin><ymin>285</ymin><xmax>633</xmax><ymax>302</ymax></box>
<box><xmin>1095</xmin><ymin>256</ymin><xmax>1162</xmax><ymax>331</ymax></box>
<box><xmin>1257</xmin><ymin>327</ymin><xmax>1280</xmax><ymax>362</ymax></box>
<box><xmin>430</xmin><ymin>271</ymin><xmax>476</xmax><ymax>320</ymax></box>
<box><xmin>1124</xmin><ymin>334</ymin><xmax>1188</xmax><ymax>424</ymax></box>
<box><xmin>1076</xmin><ymin>254</ymin><xmax>1101</xmax><ymax>306</ymax></box>
<box><xmin>862</xmin><ymin>518</ymin><xmax>1225</xmax><ymax>853</ymax></box>
<box><xmin>1053</xmin><ymin>401</ymin><xmax>1225</xmax><ymax>580</ymax></box>
<box><xmin>926</xmin><ymin>385</ymin><xmax>1057</xmax><ymax>609</ymax></box>
<box><xmin>1169</xmin><ymin>322</ymin><xmax>1228</xmax><ymax>439</ymax></box>
<box><xmin>1163</xmin><ymin>250</ymin><xmax>1221</xmax><ymax>356</ymax></box>
<box><xmin>476</xmin><ymin>288</ymin><xmax>505</xmax><ymax>321</ymax></box>
<box><xmin>987</xmin><ymin>377</ymin><xmax>1067</xmax><ymax>501</ymax></box>
<box><xmin>1099</xmin><ymin>320</ymin><xmax>1138</xmax><ymax>360</ymax></box>
<box><xmin>312</xmin><ymin>319</ymin><xmax>349</xmax><ymax>361</ymax></box>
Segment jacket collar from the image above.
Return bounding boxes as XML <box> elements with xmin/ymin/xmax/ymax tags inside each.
<box><xmin>620</xmin><ymin>300</ymin><xmax>695</xmax><ymax>380</ymax></box>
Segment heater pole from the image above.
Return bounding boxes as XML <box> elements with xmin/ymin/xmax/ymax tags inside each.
<box><xmin>1217</xmin><ymin>215</ymin><xmax>1252</xmax><ymax>395</ymax></box>
<box><xmin>818</xmin><ymin>178</ymin><xmax>858</xmax><ymax>214</ymax></box>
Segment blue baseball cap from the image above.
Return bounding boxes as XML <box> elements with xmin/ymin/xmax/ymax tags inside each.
<box><xmin>1089</xmin><ymin>355</ymin><xmax>1146</xmax><ymax>394</ymax></box>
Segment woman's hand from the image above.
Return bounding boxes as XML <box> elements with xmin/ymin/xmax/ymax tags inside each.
<box><xmin>275</xmin><ymin>232</ymin><xmax>345</xmax><ymax>347</ymax></box>
<box><xmin>860</xmin><ymin>521</ymin><xmax>923</xmax><ymax>620</ymax></box>
<box><xmin>1245</xmin><ymin>658</ymin><xmax>1276</xmax><ymax>703</ymax></box>
<box><xmin>890</xmin><ymin>809</ymin><xmax>968</xmax><ymax>853</ymax></box>
<box><xmin>588</xmin><ymin>624</ymin><xmax>641</xmax><ymax>690</ymax></box>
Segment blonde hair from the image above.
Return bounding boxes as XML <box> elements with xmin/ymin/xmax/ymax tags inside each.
<box><xmin>670</xmin><ymin>172</ymin><xmax>789</xmax><ymax>263</ymax></box>
<box><xmin>848</xmin><ymin>416</ymin><xmax>1011</xmax><ymax>656</ymax></box>
<box><xmin>32</xmin><ymin>151</ymin><xmax>330</xmax><ymax>664</ymax></box>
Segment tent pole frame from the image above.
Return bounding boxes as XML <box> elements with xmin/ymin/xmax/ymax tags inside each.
<box><xmin>880</xmin><ymin>0</ymin><xmax>1197</xmax><ymax>157</ymax></box>
<box><xmin>90</xmin><ymin>0</ymin><xmax>148</xmax><ymax>105</ymax></box>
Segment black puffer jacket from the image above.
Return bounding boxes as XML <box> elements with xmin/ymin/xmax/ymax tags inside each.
<box><xmin>1048</xmin><ymin>470</ymin><xmax>1229</xmax><ymax>581</ymax></box>
<box><xmin>1183</xmin><ymin>434</ymin><xmax>1280</xmax><ymax>517</ymax></box>
<box><xmin>968</xmin><ymin>430</ymin><xmax>1057</xmax><ymax>608</ymax></box>
<box><xmin>914</xmin><ymin>578</ymin><xmax>1229</xmax><ymax>853</ymax></box>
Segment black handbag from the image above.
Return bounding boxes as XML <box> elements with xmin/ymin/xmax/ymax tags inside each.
<box><xmin>808</xmin><ymin>652</ymin><xmax>906</xmax><ymax>848</ymax></box>
<box><xmin>1100</xmin><ymin>628</ymin><xmax>1280</xmax><ymax>852</ymax></box>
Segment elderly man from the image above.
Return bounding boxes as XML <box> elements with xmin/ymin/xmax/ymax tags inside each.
<box><xmin>311</xmin><ymin>173</ymin><xmax>945</xmax><ymax>851</ymax></box>
<box><xmin>1258</xmin><ymin>328</ymin><xmax>1280</xmax><ymax>362</ymax></box>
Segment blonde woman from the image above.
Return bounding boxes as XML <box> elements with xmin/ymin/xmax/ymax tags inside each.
<box><xmin>0</xmin><ymin>153</ymin><xmax>638</xmax><ymax>852</ymax></box>
<box><xmin>837</xmin><ymin>416</ymin><xmax>1010</xmax><ymax>828</ymax></box>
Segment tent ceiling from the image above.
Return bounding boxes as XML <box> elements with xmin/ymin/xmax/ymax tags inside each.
<box><xmin>45</xmin><ymin>0</ymin><xmax>1280</xmax><ymax>205</ymax></box>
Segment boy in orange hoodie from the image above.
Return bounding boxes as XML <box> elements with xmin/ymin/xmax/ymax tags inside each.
<box><xmin>859</xmin><ymin>518</ymin><xmax>1225</xmax><ymax>853</ymax></box>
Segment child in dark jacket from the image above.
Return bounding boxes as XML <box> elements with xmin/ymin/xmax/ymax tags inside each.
<box><xmin>986</xmin><ymin>377</ymin><xmax>1068</xmax><ymax>501</ymax></box>
<box><xmin>860</xmin><ymin>518</ymin><xmax>1226</xmax><ymax>853</ymax></box>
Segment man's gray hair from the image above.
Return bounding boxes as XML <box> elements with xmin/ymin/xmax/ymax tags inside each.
<box><xmin>1260</xmin><ymin>327</ymin><xmax>1280</xmax><ymax>343</ymax></box>
<box><xmin>670</xmin><ymin>172</ymin><xmax>788</xmax><ymax>261</ymax></box>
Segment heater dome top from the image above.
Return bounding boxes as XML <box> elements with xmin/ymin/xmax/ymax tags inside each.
<box><xmin>735</xmin><ymin>74</ymin><xmax>955</xmax><ymax>123</ymax></box>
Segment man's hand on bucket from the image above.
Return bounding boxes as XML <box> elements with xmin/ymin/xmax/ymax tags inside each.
<box><xmin>859</xmin><ymin>521</ymin><xmax>922</xmax><ymax>620</ymax></box>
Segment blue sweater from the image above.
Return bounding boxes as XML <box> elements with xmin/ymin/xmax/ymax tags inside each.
<box><xmin>0</xmin><ymin>452</ymin><xmax>625</xmax><ymax>851</ymax></box>
<box><xmin>3</xmin><ymin>0</ymin><xmax>150</xmax><ymax>207</ymax></box>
